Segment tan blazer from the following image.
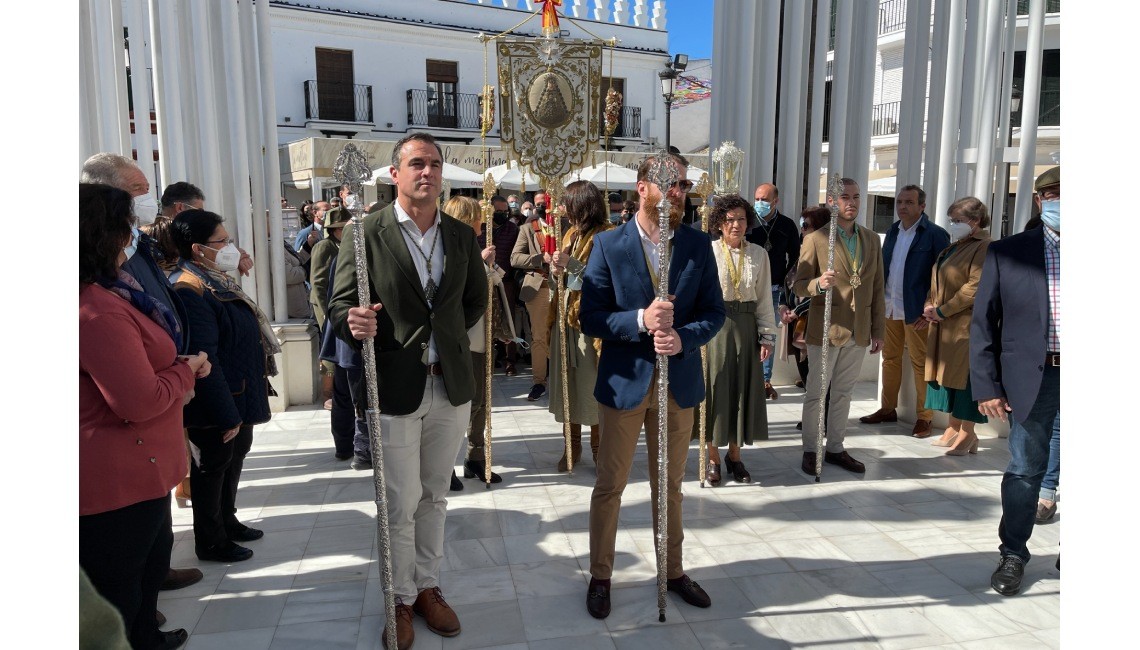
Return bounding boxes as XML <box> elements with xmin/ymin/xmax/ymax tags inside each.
<box><xmin>792</xmin><ymin>224</ymin><xmax>885</xmax><ymax>347</ymax></box>
<box><xmin>924</xmin><ymin>233</ymin><xmax>991</xmax><ymax>389</ymax></box>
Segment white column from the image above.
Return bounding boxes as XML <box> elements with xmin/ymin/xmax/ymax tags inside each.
<box><xmin>148</xmin><ymin>0</ymin><xmax>184</xmax><ymax>186</ymax></box>
<box><xmin>207</xmin><ymin>0</ymin><xmax>240</xmax><ymax>244</ymax></box>
<box><xmin>826</xmin><ymin>0</ymin><xmax>854</xmax><ymax>179</ymax></box>
<box><xmin>956</xmin><ymin>0</ymin><xmax>987</xmax><ymax>196</ymax></box>
<box><xmin>805</xmin><ymin>0</ymin><xmax>829</xmax><ymax>206</ymax></box>
<box><xmin>752</xmin><ymin>0</ymin><xmax>780</xmax><ymax>186</ymax></box>
<box><xmin>238</xmin><ymin>0</ymin><xmax>275</xmax><ymax>316</ymax></box>
<box><xmin>971</xmin><ymin>0</ymin><xmax>1008</xmax><ymax>207</ymax></box>
<box><xmin>255</xmin><ymin>0</ymin><xmax>289</xmax><ymax>322</ymax></box>
<box><xmin>187</xmin><ymin>1</ymin><xmax>226</xmax><ymax>228</ymax></box>
<box><xmin>990</xmin><ymin>0</ymin><xmax>1020</xmax><ymax>233</ymax></box>
<box><xmin>1010</xmin><ymin>0</ymin><xmax>1046</xmax><ymax>236</ymax></box>
<box><xmin>846</xmin><ymin>0</ymin><xmax>878</xmax><ymax>223</ymax></box>
<box><xmin>923</xmin><ymin>0</ymin><xmax>951</xmax><ymax>207</ymax></box>
<box><xmin>934</xmin><ymin>0</ymin><xmax>968</xmax><ymax>228</ymax></box>
<box><xmin>125</xmin><ymin>0</ymin><xmax>156</xmax><ymax>192</ymax></box>
<box><xmin>651</xmin><ymin>0</ymin><xmax>667</xmax><ymax>30</ymax></box>
<box><xmin>78</xmin><ymin>0</ymin><xmax>101</xmax><ymax>163</ymax></box>
<box><xmin>593</xmin><ymin>0</ymin><xmax>610</xmax><ymax>22</ymax></box>
<box><xmin>632</xmin><ymin>0</ymin><xmax>647</xmax><ymax>27</ymax></box>
<box><xmin>897</xmin><ymin>0</ymin><xmax>931</xmax><ymax>189</ymax></box>
<box><xmin>89</xmin><ymin>0</ymin><xmax>131</xmax><ymax>156</ymax></box>
<box><xmin>777</xmin><ymin>0</ymin><xmax>807</xmax><ymax>219</ymax></box>
<box><xmin>110</xmin><ymin>0</ymin><xmax>132</xmax><ymax>156</ymax></box>
<box><xmin>176</xmin><ymin>0</ymin><xmax>203</xmax><ymax>186</ymax></box>
<box><xmin>218</xmin><ymin>0</ymin><xmax>260</xmax><ymax>302</ymax></box>
<box><xmin>709</xmin><ymin>0</ymin><xmax>752</xmax><ymax>172</ymax></box>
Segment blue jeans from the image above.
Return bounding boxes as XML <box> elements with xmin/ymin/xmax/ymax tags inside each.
<box><xmin>998</xmin><ymin>366</ymin><xmax>1060</xmax><ymax>563</ymax></box>
<box><xmin>763</xmin><ymin>287</ymin><xmax>780</xmax><ymax>383</ymax></box>
<box><xmin>1039</xmin><ymin>423</ymin><xmax>1060</xmax><ymax>501</ymax></box>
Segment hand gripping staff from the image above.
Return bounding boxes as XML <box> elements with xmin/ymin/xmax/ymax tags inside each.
<box><xmin>814</xmin><ymin>173</ymin><xmax>844</xmax><ymax>483</ymax></box>
<box><xmin>333</xmin><ymin>144</ymin><xmax>399</xmax><ymax>649</ymax></box>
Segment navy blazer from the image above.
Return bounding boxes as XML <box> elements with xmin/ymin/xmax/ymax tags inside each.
<box><xmin>969</xmin><ymin>228</ymin><xmax>1051</xmax><ymax>423</ymax></box>
<box><xmin>882</xmin><ymin>214</ymin><xmax>949</xmax><ymax>322</ymax></box>
<box><xmin>123</xmin><ymin>234</ymin><xmax>190</xmax><ymax>354</ymax></box>
<box><xmin>579</xmin><ymin>220</ymin><xmax>725</xmax><ymax>410</ymax></box>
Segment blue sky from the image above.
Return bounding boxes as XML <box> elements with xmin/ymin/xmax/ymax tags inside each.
<box><xmin>666</xmin><ymin>0</ymin><xmax>714</xmax><ymax>59</ymax></box>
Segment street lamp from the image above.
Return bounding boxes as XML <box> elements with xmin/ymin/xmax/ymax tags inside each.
<box><xmin>658</xmin><ymin>54</ymin><xmax>687</xmax><ymax>150</ymax></box>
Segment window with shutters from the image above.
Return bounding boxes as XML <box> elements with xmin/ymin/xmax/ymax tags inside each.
<box><xmin>426</xmin><ymin>60</ymin><xmax>459</xmax><ymax>128</ymax></box>
<box><xmin>315</xmin><ymin>48</ymin><xmax>355</xmax><ymax>122</ymax></box>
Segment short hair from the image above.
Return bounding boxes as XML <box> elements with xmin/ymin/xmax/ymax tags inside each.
<box><xmin>491</xmin><ymin>195</ymin><xmax>508</xmax><ymax>206</ymax></box>
<box><xmin>840</xmin><ymin>177</ymin><xmax>858</xmax><ymax>189</ymax></box>
<box><xmin>947</xmin><ymin>196</ymin><xmax>990</xmax><ymax>229</ymax></box>
<box><xmin>637</xmin><ymin>152</ymin><xmax>690</xmax><ymax>183</ymax></box>
<box><xmin>562</xmin><ymin>181</ymin><xmax>608</xmax><ymax>231</ymax></box>
<box><xmin>897</xmin><ymin>184</ymin><xmax>926</xmax><ymax>205</ymax></box>
<box><xmin>80</xmin><ymin>153</ymin><xmax>137</xmax><ymax>188</ymax></box>
<box><xmin>391</xmin><ymin>132</ymin><xmax>444</xmax><ymax>168</ymax></box>
<box><xmin>708</xmin><ymin>194</ymin><xmax>756</xmax><ymax>236</ymax></box>
<box><xmin>443</xmin><ymin>195</ymin><xmax>481</xmax><ymax>229</ymax></box>
<box><xmin>622</xmin><ymin>199</ymin><xmax>638</xmax><ymax>213</ymax></box>
<box><xmin>169</xmin><ymin>209</ymin><xmax>226</xmax><ymax>260</ymax></box>
<box><xmin>801</xmin><ymin>205</ymin><xmax>831</xmax><ymax>232</ymax></box>
<box><xmin>79</xmin><ymin>183</ymin><xmax>135</xmax><ymax>284</ymax></box>
<box><xmin>160</xmin><ymin>181</ymin><xmax>205</xmax><ymax>208</ymax></box>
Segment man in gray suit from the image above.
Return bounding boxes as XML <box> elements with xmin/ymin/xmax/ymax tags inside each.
<box><xmin>330</xmin><ymin>133</ymin><xmax>487</xmax><ymax>648</ymax></box>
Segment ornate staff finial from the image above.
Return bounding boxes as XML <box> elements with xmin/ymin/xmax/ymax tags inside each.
<box><xmin>332</xmin><ymin>143</ymin><xmax>373</xmax><ymax>203</ymax></box>
<box><xmin>826</xmin><ymin>173</ymin><xmax>844</xmax><ymax>217</ymax></box>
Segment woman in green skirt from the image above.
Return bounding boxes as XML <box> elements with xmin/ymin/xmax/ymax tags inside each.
<box><xmin>918</xmin><ymin>196</ymin><xmax>992</xmax><ymax>456</ymax></box>
<box><xmin>698</xmin><ymin>195</ymin><xmax>777</xmax><ymax>484</ymax></box>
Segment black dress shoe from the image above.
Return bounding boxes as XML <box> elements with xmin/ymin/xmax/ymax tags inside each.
<box><xmin>156</xmin><ymin>610</ymin><xmax>167</xmax><ymax>627</ymax></box>
<box><xmin>586</xmin><ymin>577</ymin><xmax>611</xmax><ymax>619</ymax></box>
<box><xmin>463</xmin><ymin>459</ymin><xmax>503</xmax><ymax>483</ymax></box>
<box><xmin>801</xmin><ymin>452</ymin><xmax>817</xmax><ymax>476</ymax></box>
<box><xmin>450</xmin><ymin>470</ymin><xmax>464</xmax><ymax>492</ymax></box>
<box><xmin>667</xmin><ymin>574</ymin><xmax>711</xmax><ymax>608</ymax></box>
<box><xmin>824</xmin><ymin>450</ymin><xmax>866</xmax><ymax>473</ymax></box>
<box><xmin>351</xmin><ymin>456</ymin><xmax>372</xmax><ymax>471</ymax></box>
<box><xmin>226</xmin><ymin>524</ymin><xmax>264</xmax><ymax>542</ymax></box>
<box><xmin>155</xmin><ymin>628</ymin><xmax>188</xmax><ymax>650</ymax></box>
<box><xmin>196</xmin><ymin>541</ymin><xmax>253</xmax><ymax>563</ymax></box>
<box><xmin>160</xmin><ymin>567</ymin><xmax>203</xmax><ymax>591</ymax></box>
<box><xmin>334</xmin><ymin>452</ymin><xmax>353</xmax><ymax>461</ymax></box>
<box><xmin>991</xmin><ymin>555</ymin><xmax>1024</xmax><ymax>596</ymax></box>
<box><xmin>725</xmin><ymin>457</ymin><xmax>752</xmax><ymax>483</ymax></box>
<box><xmin>706</xmin><ymin>462</ymin><xmax>721</xmax><ymax>486</ymax></box>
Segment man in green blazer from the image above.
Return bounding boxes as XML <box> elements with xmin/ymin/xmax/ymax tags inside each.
<box><xmin>329</xmin><ymin>133</ymin><xmax>487</xmax><ymax>649</ymax></box>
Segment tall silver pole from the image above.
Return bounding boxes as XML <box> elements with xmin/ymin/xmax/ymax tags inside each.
<box><xmin>971</xmin><ymin>0</ymin><xmax>1008</xmax><ymax>205</ymax></box>
<box><xmin>334</xmin><ymin>144</ymin><xmax>398</xmax><ymax>650</ymax></box>
<box><xmin>1011</xmin><ymin>0</ymin><xmax>1046</xmax><ymax>236</ymax></box>
<box><xmin>814</xmin><ymin>174</ymin><xmax>843</xmax><ymax>482</ymax></box>
<box><xmin>934</xmin><ymin>0</ymin><xmax>969</xmax><ymax>228</ymax></box>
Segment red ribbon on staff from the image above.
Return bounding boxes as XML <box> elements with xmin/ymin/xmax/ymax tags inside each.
<box><xmin>541</xmin><ymin>0</ymin><xmax>562</xmax><ymax>34</ymax></box>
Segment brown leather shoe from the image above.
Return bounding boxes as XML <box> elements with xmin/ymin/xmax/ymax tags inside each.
<box><xmin>911</xmin><ymin>419</ymin><xmax>933</xmax><ymax>438</ymax></box>
<box><xmin>413</xmin><ymin>587</ymin><xmax>460</xmax><ymax>637</ymax></box>
<box><xmin>160</xmin><ymin>567</ymin><xmax>203</xmax><ymax>591</ymax></box>
<box><xmin>382</xmin><ymin>601</ymin><xmax>415</xmax><ymax>649</ymax></box>
<box><xmin>824</xmin><ymin>450</ymin><xmax>866</xmax><ymax>473</ymax></box>
<box><xmin>764</xmin><ymin>382</ymin><xmax>779</xmax><ymax>400</ymax></box>
<box><xmin>859</xmin><ymin>408</ymin><xmax>897</xmax><ymax>424</ymax></box>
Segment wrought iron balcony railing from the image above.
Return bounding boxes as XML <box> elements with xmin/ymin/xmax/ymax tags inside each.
<box><xmin>304</xmin><ymin>80</ymin><xmax>373</xmax><ymax>123</ymax></box>
<box><xmin>406</xmin><ymin>89</ymin><xmax>484</xmax><ymax>130</ymax></box>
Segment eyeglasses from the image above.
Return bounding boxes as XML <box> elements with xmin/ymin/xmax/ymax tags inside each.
<box><xmin>206</xmin><ymin>238</ymin><xmax>234</xmax><ymax>245</ymax></box>
<box><xmin>669</xmin><ymin>180</ymin><xmax>694</xmax><ymax>193</ymax></box>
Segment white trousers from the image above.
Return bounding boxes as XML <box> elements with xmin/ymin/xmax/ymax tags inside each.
<box><xmin>801</xmin><ymin>341</ymin><xmax>865</xmax><ymax>453</ymax></box>
<box><xmin>379</xmin><ymin>376</ymin><xmax>470</xmax><ymax>600</ymax></box>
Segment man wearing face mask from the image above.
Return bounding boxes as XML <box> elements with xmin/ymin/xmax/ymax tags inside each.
<box><xmin>579</xmin><ymin>152</ymin><xmax>726</xmax><ymax>618</ymax></box>
<box><xmin>512</xmin><ymin>191</ymin><xmax>558</xmax><ymax>401</ymax></box>
<box><xmin>483</xmin><ymin>196</ymin><xmax>522</xmax><ymax>379</ymax></box>
<box><xmin>971</xmin><ymin>166</ymin><xmax>1061</xmax><ymax>597</ymax></box>
<box><xmin>744</xmin><ymin>183</ymin><xmax>801</xmax><ymax>399</ymax></box>
<box><xmin>159</xmin><ymin>182</ymin><xmax>254</xmax><ymax>277</ymax></box>
<box><xmin>80</xmin><ymin>153</ymin><xmax>206</xmax><ymax>596</ymax></box>
<box><xmin>860</xmin><ymin>185</ymin><xmax>949</xmax><ymax>438</ymax></box>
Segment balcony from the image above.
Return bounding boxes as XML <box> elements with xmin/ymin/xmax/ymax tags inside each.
<box><xmin>878</xmin><ymin>0</ymin><xmax>906</xmax><ymax>35</ymax></box>
<box><xmin>871</xmin><ymin>100</ymin><xmax>901</xmax><ymax>136</ymax></box>
<box><xmin>304</xmin><ymin>80</ymin><xmax>373</xmax><ymax>124</ymax></box>
<box><xmin>406</xmin><ymin>89</ymin><xmax>485</xmax><ymax>130</ymax></box>
<box><xmin>611</xmin><ymin>105</ymin><xmax>642</xmax><ymax>139</ymax></box>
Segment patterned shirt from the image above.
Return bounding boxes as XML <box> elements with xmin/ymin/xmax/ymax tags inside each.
<box><xmin>1043</xmin><ymin>226</ymin><xmax>1060</xmax><ymax>353</ymax></box>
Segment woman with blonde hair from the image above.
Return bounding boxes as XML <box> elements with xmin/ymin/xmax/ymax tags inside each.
<box><xmin>919</xmin><ymin>196</ymin><xmax>992</xmax><ymax>455</ymax></box>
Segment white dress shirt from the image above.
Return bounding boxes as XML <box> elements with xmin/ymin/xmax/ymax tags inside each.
<box><xmin>884</xmin><ymin>219</ymin><xmax>918</xmax><ymax>321</ymax></box>
<box><xmin>634</xmin><ymin>215</ymin><xmax>674</xmax><ymax>332</ymax></box>
<box><xmin>394</xmin><ymin>201</ymin><xmax>444</xmax><ymax>363</ymax></box>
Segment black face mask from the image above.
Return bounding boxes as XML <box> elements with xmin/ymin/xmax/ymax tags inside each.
<box><xmin>493</xmin><ymin>210</ymin><xmax>510</xmax><ymax>226</ymax></box>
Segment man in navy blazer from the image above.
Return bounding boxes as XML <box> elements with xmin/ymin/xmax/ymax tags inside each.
<box><xmin>970</xmin><ymin>166</ymin><xmax>1061</xmax><ymax>596</ymax></box>
<box><xmin>860</xmin><ymin>185</ymin><xmax>949</xmax><ymax>437</ymax></box>
<box><xmin>578</xmin><ymin>152</ymin><xmax>725</xmax><ymax>619</ymax></box>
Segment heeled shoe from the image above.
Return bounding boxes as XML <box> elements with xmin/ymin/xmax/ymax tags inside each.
<box><xmin>945</xmin><ymin>431</ymin><xmax>979</xmax><ymax>456</ymax></box>
<box><xmin>724</xmin><ymin>457</ymin><xmax>752</xmax><ymax>483</ymax></box>
<box><xmin>931</xmin><ymin>427</ymin><xmax>958</xmax><ymax>447</ymax></box>
<box><xmin>174</xmin><ymin>478</ymin><xmax>191</xmax><ymax>508</ymax></box>
<box><xmin>705</xmin><ymin>461</ymin><xmax>721</xmax><ymax>486</ymax></box>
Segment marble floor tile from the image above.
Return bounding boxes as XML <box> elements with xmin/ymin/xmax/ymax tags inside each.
<box><xmin>438</xmin><ymin>565</ymin><xmax>516</xmax><ymax>606</ymax></box>
<box><xmin>511</xmin><ymin>558</ymin><xmax>586</xmax><ymax>598</ymax></box>
<box><xmin>610</xmin><ymin>622</ymin><xmax>702</xmax><ymax>650</ymax></box>
<box><xmin>688</xmin><ymin>616</ymin><xmax>792</xmax><ymax>649</ymax></box>
<box><xmin>853</xmin><ymin>602</ymin><xmax>956</xmax><ymax>649</ymax></box>
<box><xmin>186</xmin><ymin>626</ymin><xmax>277</xmax><ymax>650</ymax></box>
<box><xmin>277</xmin><ymin>579</ymin><xmax>366</xmax><ymax>626</ymax></box>
<box><xmin>193</xmin><ymin>593</ymin><xmax>289</xmax><ymax>635</ymax></box>
<box><xmin>762</xmin><ymin>610</ymin><xmax>878</xmax><ymax>649</ymax></box>
<box><xmin>529</xmin><ymin>634</ymin><xmax>618</xmax><ymax>650</ymax></box>
<box><xmin>270</xmin><ymin>618</ymin><xmax>360</xmax><ymax>649</ymax></box>
<box><xmin>519</xmin><ymin>592</ymin><xmax>609</xmax><ymax>641</ymax></box>
<box><xmin>443</xmin><ymin>599</ymin><xmax>527</xmax><ymax>649</ymax></box>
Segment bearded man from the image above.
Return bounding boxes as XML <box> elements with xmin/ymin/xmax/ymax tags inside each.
<box><xmin>577</xmin><ymin>152</ymin><xmax>726</xmax><ymax>619</ymax></box>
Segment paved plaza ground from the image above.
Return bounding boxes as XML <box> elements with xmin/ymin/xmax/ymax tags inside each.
<box><xmin>159</xmin><ymin>371</ymin><xmax>1061</xmax><ymax>649</ymax></box>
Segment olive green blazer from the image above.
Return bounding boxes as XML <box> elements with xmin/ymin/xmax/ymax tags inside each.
<box><xmin>329</xmin><ymin>204</ymin><xmax>488</xmax><ymax>415</ymax></box>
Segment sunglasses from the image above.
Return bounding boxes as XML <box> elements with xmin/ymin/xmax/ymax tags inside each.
<box><xmin>668</xmin><ymin>179</ymin><xmax>694</xmax><ymax>193</ymax></box>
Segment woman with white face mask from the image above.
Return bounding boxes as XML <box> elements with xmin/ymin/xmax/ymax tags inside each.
<box><xmin>918</xmin><ymin>197</ymin><xmax>992</xmax><ymax>456</ymax></box>
<box><xmin>167</xmin><ymin>210</ymin><xmax>280</xmax><ymax>563</ymax></box>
